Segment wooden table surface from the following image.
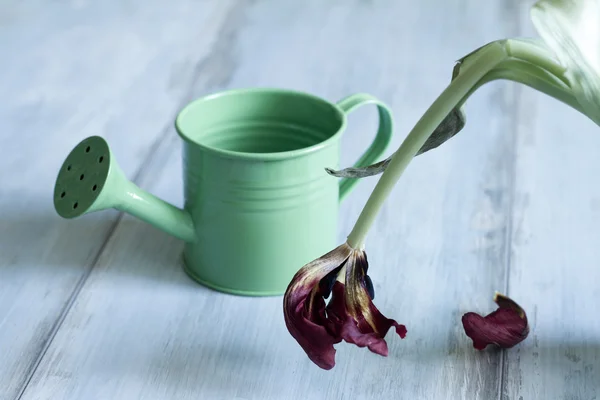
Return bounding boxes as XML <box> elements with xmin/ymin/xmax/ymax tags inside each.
<box><xmin>1</xmin><ymin>1</ymin><xmax>599</xmax><ymax>399</ymax></box>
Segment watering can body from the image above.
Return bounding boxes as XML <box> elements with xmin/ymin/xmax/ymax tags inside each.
<box><xmin>53</xmin><ymin>88</ymin><xmax>393</xmax><ymax>296</ymax></box>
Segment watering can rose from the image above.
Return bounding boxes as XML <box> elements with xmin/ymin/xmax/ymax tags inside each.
<box><xmin>283</xmin><ymin>243</ymin><xmax>406</xmax><ymax>370</ymax></box>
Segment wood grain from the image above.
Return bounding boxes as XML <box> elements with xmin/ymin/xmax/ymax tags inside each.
<box><xmin>502</xmin><ymin>4</ymin><xmax>600</xmax><ymax>398</ymax></box>
<box><xmin>13</xmin><ymin>1</ymin><xmax>526</xmax><ymax>399</ymax></box>
<box><xmin>0</xmin><ymin>1</ymin><xmax>238</xmax><ymax>399</ymax></box>
<box><xmin>505</xmin><ymin>83</ymin><xmax>600</xmax><ymax>400</ymax></box>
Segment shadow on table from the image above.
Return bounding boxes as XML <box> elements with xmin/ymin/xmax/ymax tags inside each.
<box><xmin>0</xmin><ymin>207</ymin><xmax>208</xmax><ymax>289</ymax></box>
<box><xmin>390</xmin><ymin>335</ymin><xmax>600</xmax><ymax>372</ymax></box>
<box><xmin>148</xmin><ymin>341</ymin><xmax>270</xmax><ymax>394</ymax></box>
<box><xmin>142</xmin><ymin>334</ymin><xmax>600</xmax><ymax>398</ymax></box>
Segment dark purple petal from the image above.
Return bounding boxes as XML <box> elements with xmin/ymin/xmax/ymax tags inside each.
<box><xmin>364</xmin><ymin>274</ymin><xmax>375</xmax><ymax>300</ymax></box>
<box><xmin>326</xmin><ymin>282</ymin><xmax>406</xmax><ymax>357</ymax></box>
<box><xmin>462</xmin><ymin>293</ymin><xmax>529</xmax><ymax>350</ymax></box>
<box><xmin>325</xmin><ymin>250</ymin><xmax>406</xmax><ymax>359</ymax></box>
<box><xmin>344</xmin><ymin>251</ymin><xmax>407</xmax><ymax>339</ymax></box>
<box><xmin>319</xmin><ymin>268</ymin><xmax>338</xmax><ymax>299</ymax></box>
<box><xmin>283</xmin><ymin>244</ymin><xmax>352</xmax><ymax>370</ymax></box>
<box><xmin>284</xmin><ymin>245</ymin><xmax>407</xmax><ymax>370</ymax></box>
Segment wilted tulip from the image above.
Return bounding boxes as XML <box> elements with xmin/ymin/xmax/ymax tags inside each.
<box><xmin>283</xmin><ymin>243</ymin><xmax>406</xmax><ymax>370</ymax></box>
<box><xmin>285</xmin><ymin>0</ymin><xmax>598</xmax><ymax>368</ymax></box>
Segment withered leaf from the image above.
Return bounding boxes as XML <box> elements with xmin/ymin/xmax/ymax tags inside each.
<box><xmin>326</xmin><ymin>106</ymin><xmax>466</xmax><ymax>178</ymax></box>
<box><xmin>326</xmin><ymin>54</ymin><xmax>477</xmax><ymax>179</ymax></box>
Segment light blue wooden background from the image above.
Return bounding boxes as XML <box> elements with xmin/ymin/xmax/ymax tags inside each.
<box><xmin>1</xmin><ymin>1</ymin><xmax>598</xmax><ymax>399</ymax></box>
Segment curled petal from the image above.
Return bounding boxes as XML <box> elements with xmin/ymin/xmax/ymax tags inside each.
<box><xmin>326</xmin><ymin>251</ymin><xmax>406</xmax><ymax>359</ymax></box>
<box><xmin>284</xmin><ymin>245</ymin><xmax>407</xmax><ymax>370</ymax></box>
<box><xmin>462</xmin><ymin>293</ymin><xmax>529</xmax><ymax>350</ymax></box>
<box><xmin>327</xmin><ymin>282</ymin><xmax>406</xmax><ymax>358</ymax></box>
<box><xmin>283</xmin><ymin>243</ymin><xmax>352</xmax><ymax>370</ymax></box>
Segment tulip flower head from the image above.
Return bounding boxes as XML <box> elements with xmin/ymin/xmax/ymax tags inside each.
<box><xmin>283</xmin><ymin>243</ymin><xmax>406</xmax><ymax>370</ymax></box>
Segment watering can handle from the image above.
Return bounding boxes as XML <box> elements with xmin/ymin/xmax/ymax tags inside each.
<box><xmin>334</xmin><ymin>94</ymin><xmax>394</xmax><ymax>202</ymax></box>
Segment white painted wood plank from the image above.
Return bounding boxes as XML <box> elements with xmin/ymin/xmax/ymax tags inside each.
<box><xmin>18</xmin><ymin>1</ymin><xmax>523</xmax><ymax>399</ymax></box>
<box><xmin>507</xmin><ymin>102</ymin><xmax>600</xmax><ymax>400</ymax></box>
<box><xmin>0</xmin><ymin>2</ymin><xmax>238</xmax><ymax>399</ymax></box>
<box><xmin>503</xmin><ymin>3</ymin><xmax>600</xmax><ymax>397</ymax></box>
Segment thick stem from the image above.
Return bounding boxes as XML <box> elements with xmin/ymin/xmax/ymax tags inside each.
<box><xmin>345</xmin><ymin>42</ymin><xmax>510</xmax><ymax>249</ymax></box>
<box><xmin>506</xmin><ymin>38</ymin><xmax>568</xmax><ymax>85</ymax></box>
<box><xmin>480</xmin><ymin>70</ymin><xmax>580</xmax><ymax>112</ymax></box>
<box><xmin>467</xmin><ymin>59</ymin><xmax>582</xmax><ymax>113</ymax></box>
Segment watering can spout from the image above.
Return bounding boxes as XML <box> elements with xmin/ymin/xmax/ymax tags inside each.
<box><xmin>53</xmin><ymin>136</ymin><xmax>195</xmax><ymax>243</ymax></box>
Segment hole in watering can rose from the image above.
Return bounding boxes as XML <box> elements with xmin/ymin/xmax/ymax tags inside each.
<box><xmin>98</xmin><ymin>156</ymin><xmax>104</xmax><ymax>163</ymax></box>
<box><xmin>92</xmin><ymin>184</ymin><xmax>97</xmax><ymax>191</ymax></box>
<box><xmin>85</xmin><ymin>146</ymin><xmax>91</xmax><ymax>153</ymax></box>
<box><xmin>80</xmin><ymin>174</ymin><xmax>84</xmax><ymax>180</ymax></box>
<box><xmin>67</xmin><ymin>165</ymin><xmax>72</xmax><ymax>171</ymax></box>
<box><xmin>73</xmin><ymin>202</ymin><xmax>78</xmax><ymax>209</ymax></box>
<box><xmin>60</xmin><ymin>192</ymin><xmax>66</xmax><ymax>198</ymax></box>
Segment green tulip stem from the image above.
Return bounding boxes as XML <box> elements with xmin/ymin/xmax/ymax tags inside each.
<box><xmin>346</xmin><ymin>39</ymin><xmax>571</xmax><ymax>249</ymax></box>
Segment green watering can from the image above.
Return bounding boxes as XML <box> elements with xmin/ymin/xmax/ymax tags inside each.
<box><xmin>53</xmin><ymin>88</ymin><xmax>393</xmax><ymax>296</ymax></box>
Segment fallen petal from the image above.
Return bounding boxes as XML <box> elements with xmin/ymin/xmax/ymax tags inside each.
<box><xmin>462</xmin><ymin>293</ymin><xmax>529</xmax><ymax>350</ymax></box>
